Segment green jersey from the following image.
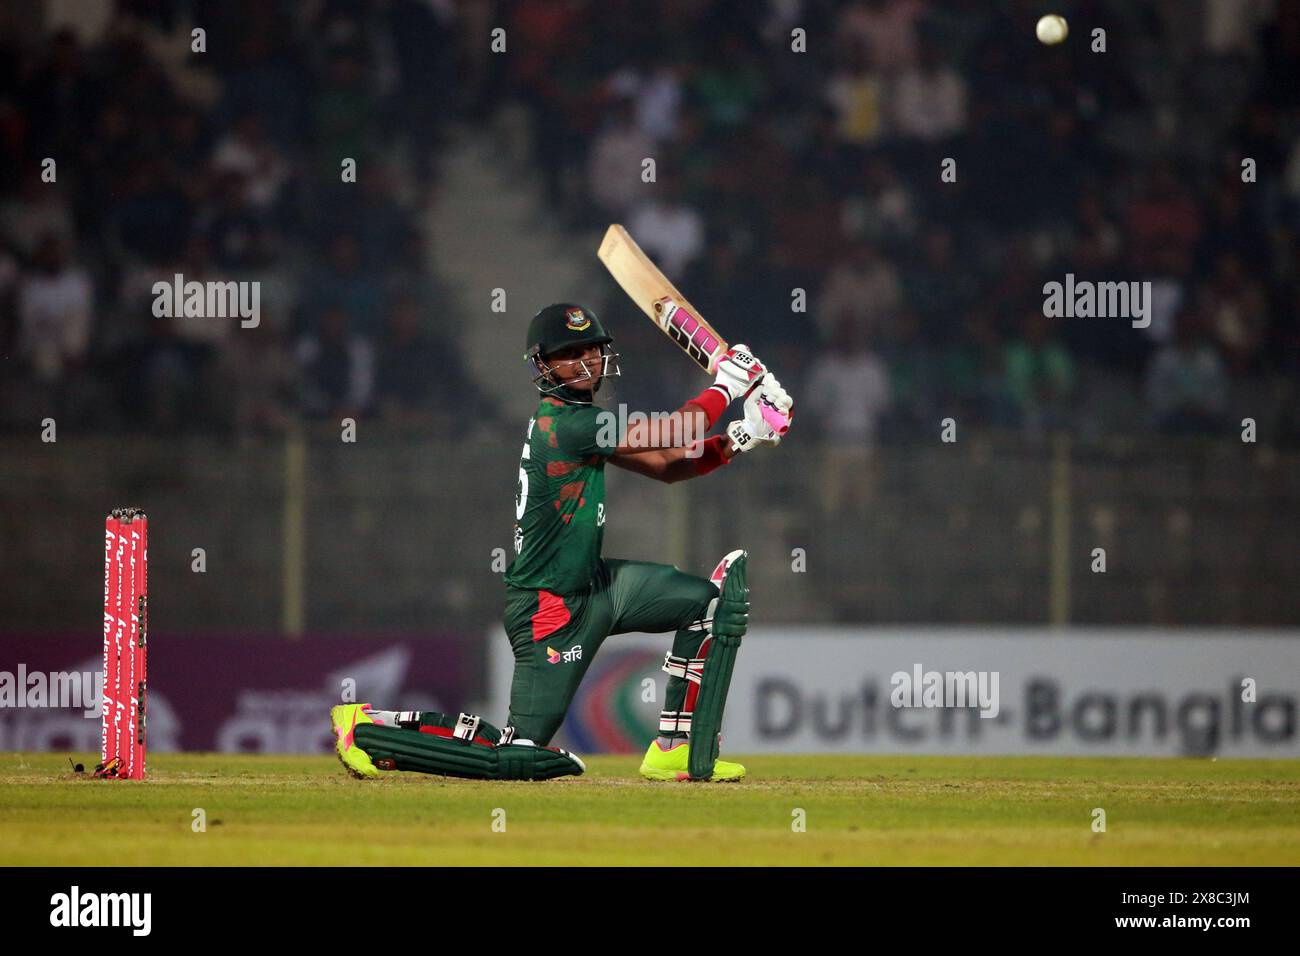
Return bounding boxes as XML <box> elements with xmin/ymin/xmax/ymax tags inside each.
<box><xmin>505</xmin><ymin>397</ymin><xmax>616</xmax><ymax>594</ymax></box>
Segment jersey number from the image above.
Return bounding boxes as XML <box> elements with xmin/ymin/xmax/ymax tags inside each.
<box><xmin>515</xmin><ymin>418</ymin><xmax>535</xmax><ymax>521</ymax></box>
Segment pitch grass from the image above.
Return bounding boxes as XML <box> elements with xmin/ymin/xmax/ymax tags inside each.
<box><xmin>2</xmin><ymin>753</ymin><xmax>1298</xmax><ymax>866</ymax></box>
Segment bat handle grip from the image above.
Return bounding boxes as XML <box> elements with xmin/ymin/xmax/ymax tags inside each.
<box><xmin>761</xmin><ymin>404</ymin><xmax>791</xmax><ymax>436</ymax></box>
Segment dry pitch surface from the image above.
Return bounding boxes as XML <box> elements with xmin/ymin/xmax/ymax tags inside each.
<box><xmin>2</xmin><ymin>753</ymin><xmax>1298</xmax><ymax>866</ymax></box>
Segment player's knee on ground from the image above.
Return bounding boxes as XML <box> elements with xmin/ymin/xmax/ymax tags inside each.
<box><xmin>503</xmin><ymin>711</ymin><xmax>566</xmax><ymax>748</ymax></box>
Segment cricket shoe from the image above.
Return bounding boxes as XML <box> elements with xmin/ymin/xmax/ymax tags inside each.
<box><xmin>638</xmin><ymin>739</ymin><xmax>746</xmax><ymax>782</ymax></box>
<box><xmin>330</xmin><ymin>703</ymin><xmax>380</xmax><ymax>779</ymax></box>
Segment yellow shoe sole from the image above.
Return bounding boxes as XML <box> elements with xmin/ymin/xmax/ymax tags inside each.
<box><xmin>638</xmin><ymin>759</ymin><xmax>746</xmax><ymax>783</ymax></box>
<box><xmin>330</xmin><ymin>705</ymin><xmax>380</xmax><ymax>779</ymax></box>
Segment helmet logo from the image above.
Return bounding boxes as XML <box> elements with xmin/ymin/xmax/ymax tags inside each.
<box><xmin>565</xmin><ymin>308</ymin><xmax>591</xmax><ymax>332</ymax></box>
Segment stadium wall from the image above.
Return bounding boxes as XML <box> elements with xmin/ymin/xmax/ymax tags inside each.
<box><xmin>489</xmin><ymin>628</ymin><xmax>1300</xmax><ymax>758</ymax></box>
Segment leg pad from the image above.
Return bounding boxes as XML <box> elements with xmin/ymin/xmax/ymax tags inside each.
<box><xmin>355</xmin><ymin>724</ymin><xmax>584</xmax><ymax>781</ymax></box>
<box><xmin>688</xmin><ymin>550</ymin><xmax>748</xmax><ymax>780</ymax></box>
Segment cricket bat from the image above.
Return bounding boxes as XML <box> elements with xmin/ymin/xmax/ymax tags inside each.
<box><xmin>597</xmin><ymin>224</ymin><xmax>790</xmax><ymax>434</ymax></box>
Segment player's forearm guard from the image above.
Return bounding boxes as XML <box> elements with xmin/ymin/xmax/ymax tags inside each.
<box><xmin>686</xmin><ymin>550</ymin><xmax>748</xmax><ymax>780</ymax></box>
<box><xmin>354</xmin><ymin>713</ymin><xmax>585</xmax><ymax>781</ymax></box>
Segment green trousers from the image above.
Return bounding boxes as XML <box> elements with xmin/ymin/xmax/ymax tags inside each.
<box><xmin>503</xmin><ymin>558</ymin><xmax>717</xmax><ymax>745</ymax></box>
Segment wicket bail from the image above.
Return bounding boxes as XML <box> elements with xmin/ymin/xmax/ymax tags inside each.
<box><xmin>98</xmin><ymin>508</ymin><xmax>148</xmax><ymax>780</ymax></box>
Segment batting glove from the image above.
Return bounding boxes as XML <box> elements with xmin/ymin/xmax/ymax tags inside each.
<box><xmin>725</xmin><ymin>374</ymin><xmax>793</xmax><ymax>453</ymax></box>
<box><xmin>712</xmin><ymin>344</ymin><xmax>767</xmax><ymax>403</ymax></box>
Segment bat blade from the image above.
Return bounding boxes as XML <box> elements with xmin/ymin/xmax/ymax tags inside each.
<box><xmin>597</xmin><ymin>224</ymin><xmax>727</xmax><ymax>374</ymax></box>
<box><xmin>597</xmin><ymin>224</ymin><xmax>790</xmax><ymax>435</ymax></box>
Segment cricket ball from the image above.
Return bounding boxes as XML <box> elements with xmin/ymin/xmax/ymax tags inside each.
<box><xmin>1036</xmin><ymin>14</ymin><xmax>1069</xmax><ymax>45</ymax></box>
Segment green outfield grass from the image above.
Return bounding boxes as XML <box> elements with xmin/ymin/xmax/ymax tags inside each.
<box><xmin>2</xmin><ymin>753</ymin><xmax>1298</xmax><ymax>866</ymax></box>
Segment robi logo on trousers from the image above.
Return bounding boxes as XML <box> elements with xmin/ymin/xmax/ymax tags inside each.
<box><xmin>547</xmin><ymin>645</ymin><xmax>583</xmax><ymax>665</ymax></box>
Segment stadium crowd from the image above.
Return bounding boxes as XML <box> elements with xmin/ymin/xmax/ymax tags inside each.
<box><xmin>0</xmin><ymin>0</ymin><xmax>487</xmax><ymax>433</ymax></box>
<box><xmin>2</xmin><ymin>0</ymin><xmax>1298</xmax><ymax>448</ymax></box>
<box><xmin>513</xmin><ymin>0</ymin><xmax>1300</xmax><ymax>447</ymax></box>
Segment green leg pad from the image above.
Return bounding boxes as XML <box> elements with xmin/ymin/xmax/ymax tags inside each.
<box><xmin>494</xmin><ymin>742</ymin><xmax>586</xmax><ymax>780</ymax></box>
<box><xmin>689</xmin><ymin>552</ymin><xmax>748</xmax><ymax>780</ymax></box>
<box><xmin>413</xmin><ymin>711</ymin><xmax>508</xmax><ymax>745</ymax></box>
<box><xmin>354</xmin><ymin>724</ymin><xmax>584</xmax><ymax>781</ymax></box>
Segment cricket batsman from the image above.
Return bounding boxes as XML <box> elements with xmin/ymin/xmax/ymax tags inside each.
<box><xmin>330</xmin><ymin>303</ymin><xmax>792</xmax><ymax>781</ymax></box>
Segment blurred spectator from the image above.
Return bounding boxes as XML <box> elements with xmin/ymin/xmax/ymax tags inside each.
<box><xmin>508</xmin><ymin>0</ymin><xmax>594</xmax><ymax>216</ymax></box>
<box><xmin>211</xmin><ymin>111</ymin><xmax>291</xmax><ymax>214</ymax></box>
<box><xmin>373</xmin><ymin>296</ymin><xmax>439</xmax><ymax>423</ymax></box>
<box><xmin>199</xmin><ymin>170</ymin><xmax>274</xmax><ymax>271</ymax></box>
<box><xmin>301</xmin><ymin>233</ymin><xmax>383</xmax><ymax>338</ymax></box>
<box><xmin>689</xmin><ymin>240</ymin><xmax>798</xmax><ymax>357</ymax></box>
<box><xmin>373</xmin><ymin>296</ymin><xmax>498</xmax><ymax>428</ymax></box>
<box><xmin>837</xmin><ymin>0</ymin><xmax>924</xmax><ymax>75</ymax></box>
<box><xmin>892</xmin><ymin>37</ymin><xmax>968</xmax><ymax>142</ymax></box>
<box><xmin>1074</xmin><ymin>191</ymin><xmax>1123</xmax><ymax>267</ymax></box>
<box><xmin>842</xmin><ymin>154</ymin><xmax>917</xmax><ymax>242</ymax></box>
<box><xmin>221</xmin><ymin>315</ymin><xmax>298</xmax><ymax>434</ymax></box>
<box><xmin>1141</xmin><ymin>246</ymin><xmax>1192</xmax><ymax>351</ymax></box>
<box><xmin>0</xmin><ymin>246</ymin><xmax>17</xmax><ymax>351</ymax></box>
<box><xmin>1202</xmin><ymin>253</ymin><xmax>1268</xmax><ymax>371</ymax></box>
<box><xmin>768</xmin><ymin>176</ymin><xmax>846</xmax><ymax>275</ymax></box>
<box><xmin>587</xmin><ymin>97</ymin><xmax>656</xmax><ymax>219</ymax></box>
<box><xmin>312</xmin><ymin>45</ymin><xmax>377</xmax><ymax>169</ymax></box>
<box><xmin>672</xmin><ymin>105</ymin><xmax>721</xmax><ymax>205</ymax></box>
<box><xmin>1145</xmin><ymin>310</ymin><xmax>1228</xmax><ymax>435</ymax></box>
<box><xmin>0</xmin><ymin>171</ymin><xmax>75</xmax><ymax>259</ymax></box>
<box><xmin>1204</xmin><ymin>0</ymin><xmax>1274</xmax><ymax>56</ymax></box>
<box><xmin>218</xmin><ymin>13</ymin><xmax>308</xmax><ymax>145</ymax></box>
<box><xmin>799</xmin><ymin>106</ymin><xmax>856</xmax><ymax>189</ymax></box>
<box><xmin>818</xmin><ymin>240</ymin><xmax>901</xmax><ymax>342</ymax></box>
<box><xmin>310</xmin><ymin>165</ymin><xmax>412</xmax><ymax>272</ymax></box>
<box><xmin>16</xmin><ymin>235</ymin><xmax>91</xmax><ymax>385</ymax></box>
<box><xmin>825</xmin><ymin>36</ymin><xmax>885</xmax><ymax>149</ymax></box>
<box><xmin>626</xmin><ymin>180</ymin><xmax>705</xmax><ymax>279</ymax></box>
<box><xmin>297</xmin><ymin>307</ymin><xmax>374</xmax><ymax>420</ymax></box>
<box><xmin>351</xmin><ymin>167</ymin><xmax>411</xmax><ymax>271</ymax></box>
<box><xmin>386</xmin><ymin>0</ymin><xmax>457</xmax><ymax>183</ymax></box>
<box><xmin>79</xmin><ymin>98</ymin><xmax>151</xmax><ymax>222</ymax></box>
<box><xmin>690</xmin><ymin>31</ymin><xmax>768</xmax><ymax>131</ymax></box>
<box><xmin>1004</xmin><ymin>311</ymin><xmax>1077</xmax><ymax>436</ymax></box>
<box><xmin>880</xmin><ymin>308</ymin><xmax>939</xmax><ymax>436</ymax></box>
<box><xmin>804</xmin><ymin>315</ymin><xmax>891</xmax><ymax>512</ymax></box>
<box><xmin>169</xmin><ymin>234</ymin><xmax>232</xmax><ymax>358</ymax></box>
<box><xmin>383</xmin><ymin>228</ymin><xmax>438</xmax><ymax>314</ymax></box>
<box><xmin>163</xmin><ymin>108</ymin><xmax>213</xmax><ymax>202</ymax></box>
<box><xmin>1284</xmin><ymin>136</ymin><xmax>1300</xmax><ymax>224</ymax></box>
<box><xmin>20</xmin><ymin>28</ymin><xmax>95</xmax><ymax>161</ymax></box>
<box><xmin>1126</xmin><ymin>163</ymin><xmax>1204</xmax><ymax>273</ymax></box>
<box><xmin>902</xmin><ymin>227</ymin><xmax>974</xmax><ymax>339</ymax></box>
<box><xmin>939</xmin><ymin>312</ymin><xmax>1010</xmax><ymax>427</ymax></box>
<box><xmin>125</xmin><ymin>313</ymin><xmax>208</xmax><ymax>433</ymax></box>
<box><xmin>110</xmin><ymin>154</ymin><xmax>194</xmax><ymax>264</ymax></box>
<box><xmin>607</xmin><ymin>54</ymin><xmax>684</xmax><ymax>144</ymax></box>
<box><xmin>1198</xmin><ymin>173</ymin><xmax>1268</xmax><ymax>270</ymax></box>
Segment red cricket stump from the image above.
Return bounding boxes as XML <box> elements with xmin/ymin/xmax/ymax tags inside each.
<box><xmin>98</xmin><ymin>508</ymin><xmax>148</xmax><ymax>779</ymax></box>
